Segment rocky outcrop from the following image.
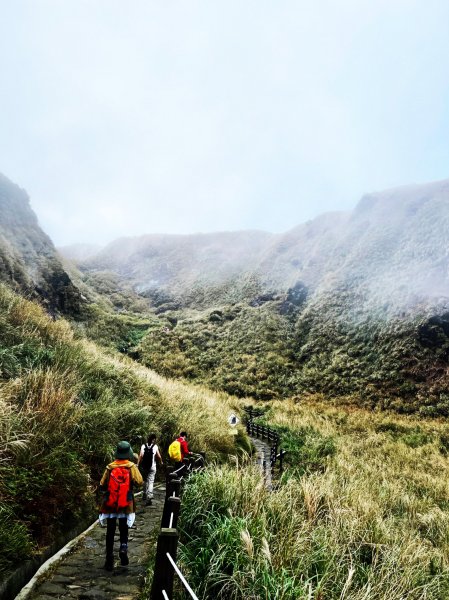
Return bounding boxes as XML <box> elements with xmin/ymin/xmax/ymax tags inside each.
<box><xmin>0</xmin><ymin>173</ymin><xmax>81</xmax><ymax>314</ymax></box>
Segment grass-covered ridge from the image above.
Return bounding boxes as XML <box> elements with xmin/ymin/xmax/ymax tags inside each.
<box><xmin>176</xmin><ymin>399</ymin><xmax>449</xmax><ymax>599</ymax></box>
<box><xmin>67</xmin><ymin>178</ymin><xmax>449</xmax><ymax>415</ymax></box>
<box><xmin>0</xmin><ymin>284</ymin><xmax>237</xmax><ymax>578</ymax></box>
<box><xmin>135</xmin><ymin>288</ymin><xmax>449</xmax><ymax>414</ymax></box>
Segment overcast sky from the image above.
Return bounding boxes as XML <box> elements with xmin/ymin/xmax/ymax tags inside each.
<box><xmin>1</xmin><ymin>1</ymin><xmax>449</xmax><ymax>246</ymax></box>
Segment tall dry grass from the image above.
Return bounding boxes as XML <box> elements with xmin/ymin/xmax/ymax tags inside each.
<box><xmin>177</xmin><ymin>399</ymin><xmax>449</xmax><ymax>599</ymax></box>
<box><xmin>0</xmin><ymin>285</ymin><xmax>241</xmax><ymax>576</ymax></box>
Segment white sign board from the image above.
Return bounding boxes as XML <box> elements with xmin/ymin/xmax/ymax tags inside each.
<box><xmin>228</xmin><ymin>413</ymin><xmax>239</xmax><ymax>426</ymax></box>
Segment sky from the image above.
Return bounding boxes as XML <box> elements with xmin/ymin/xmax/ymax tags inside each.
<box><xmin>1</xmin><ymin>0</ymin><xmax>449</xmax><ymax>246</ymax></box>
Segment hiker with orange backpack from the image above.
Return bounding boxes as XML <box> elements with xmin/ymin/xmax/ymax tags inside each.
<box><xmin>99</xmin><ymin>441</ymin><xmax>143</xmax><ymax>571</ymax></box>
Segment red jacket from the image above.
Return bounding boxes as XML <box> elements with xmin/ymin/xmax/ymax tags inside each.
<box><xmin>177</xmin><ymin>436</ymin><xmax>190</xmax><ymax>459</ymax></box>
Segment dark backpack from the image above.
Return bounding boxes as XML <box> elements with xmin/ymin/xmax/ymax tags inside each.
<box><xmin>103</xmin><ymin>466</ymin><xmax>133</xmax><ymax>511</ymax></box>
<box><xmin>141</xmin><ymin>443</ymin><xmax>155</xmax><ymax>470</ymax></box>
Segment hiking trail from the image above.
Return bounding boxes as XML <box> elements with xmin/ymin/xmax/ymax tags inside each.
<box><xmin>17</xmin><ymin>434</ymin><xmax>274</xmax><ymax>600</ymax></box>
<box><xmin>251</xmin><ymin>436</ymin><xmax>272</xmax><ymax>490</ymax></box>
<box><xmin>19</xmin><ymin>486</ymin><xmax>165</xmax><ymax>600</ymax></box>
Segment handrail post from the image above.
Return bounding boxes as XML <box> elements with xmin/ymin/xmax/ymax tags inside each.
<box><xmin>165</xmin><ymin>467</ymin><xmax>174</xmax><ymax>488</ymax></box>
<box><xmin>161</xmin><ymin>496</ymin><xmax>181</xmax><ymax>529</ymax></box>
<box><xmin>150</xmin><ymin>528</ymin><xmax>179</xmax><ymax>600</ymax></box>
<box><xmin>166</xmin><ymin>478</ymin><xmax>181</xmax><ymax>499</ymax></box>
<box><xmin>279</xmin><ymin>449</ymin><xmax>286</xmax><ymax>472</ymax></box>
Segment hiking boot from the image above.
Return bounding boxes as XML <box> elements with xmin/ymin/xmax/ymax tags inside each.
<box><xmin>119</xmin><ymin>543</ymin><xmax>129</xmax><ymax>566</ymax></box>
<box><xmin>145</xmin><ymin>498</ymin><xmax>152</xmax><ymax>506</ymax></box>
<box><xmin>104</xmin><ymin>556</ymin><xmax>114</xmax><ymax>571</ymax></box>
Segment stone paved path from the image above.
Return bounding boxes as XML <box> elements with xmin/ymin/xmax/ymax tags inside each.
<box><xmin>24</xmin><ymin>486</ymin><xmax>165</xmax><ymax>600</ymax></box>
<box><xmin>251</xmin><ymin>437</ymin><xmax>272</xmax><ymax>490</ymax></box>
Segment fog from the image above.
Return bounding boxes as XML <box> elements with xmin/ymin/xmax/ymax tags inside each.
<box><xmin>1</xmin><ymin>1</ymin><xmax>449</xmax><ymax>246</ymax></box>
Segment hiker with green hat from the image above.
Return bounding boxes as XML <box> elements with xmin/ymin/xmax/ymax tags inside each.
<box><xmin>98</xmin><ymin>441</ymin><xmax>143</xmax><ymax>571</ymax></box>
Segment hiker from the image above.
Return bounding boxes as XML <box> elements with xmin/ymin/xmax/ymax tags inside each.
<box><xmin>168</xmin><ymin>431</ymin><xmax>192</xmax><ymax>473</ymax></box>
<box><xmin>138</xmin><ymin>433</ymin><xmax>163</xmax><ymax>506</ymax></box>
<box><xmin>99</xmin><ymin>440</ymin><xmax>143</xmax><ymax>571</ymax></box>
<box><xmin>178</xmin><ymin>431</ymin><xmax>193</xmax><ymax>462</ymax></box>
<box><xmin>169</xmin><ymin>431</ymin><xmax>204</xmax><ymax>472</ymax></box>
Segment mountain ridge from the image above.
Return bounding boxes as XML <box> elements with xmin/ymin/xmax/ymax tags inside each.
<box><xmin>61</xmin><ymin>177</ymin><xmax>449</xmax><ymax>314</ymax></box>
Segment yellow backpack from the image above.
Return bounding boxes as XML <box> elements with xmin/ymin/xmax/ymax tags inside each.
<box><xmin>168</xmin><ymin>440</ymin><xmax>182</xmax><ymax>462</ymax></box>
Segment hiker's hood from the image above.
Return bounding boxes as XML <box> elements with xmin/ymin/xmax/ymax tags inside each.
<box><xmin>106</xmin><ymin>459</ymin><xmax>135</xmax><ymax>470</ymax></box>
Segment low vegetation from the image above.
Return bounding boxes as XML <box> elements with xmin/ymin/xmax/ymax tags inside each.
<box><xmin>177</xmin><ymin>398</ymin><xmax>449</xmax><ymax>599</ymax></box>
<box><xmin>135</xmin><ymin>287</ymin><xmax>449</xmax><ymax>415</ymax></box>
<box><xmin>0</xmin><ymin>284</ymin><xmax>236</xmax><ymax>577</ymax></box>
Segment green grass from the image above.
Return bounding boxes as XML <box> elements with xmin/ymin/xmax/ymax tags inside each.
<box><xmin>135</xmin><ymin>289</ymin><xmax>449</xmax><ymax>415</ymax></box>
<box><xmin>0</xmin><ymin>284</ymin><xmax>238</xmax><ymax>577</ymax></box>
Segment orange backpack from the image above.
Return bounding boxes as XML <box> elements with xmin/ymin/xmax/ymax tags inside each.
<box><xmin>103</xmin><ymin>466</ymin><xmax>132</xmax><ymax>511</ymax></box>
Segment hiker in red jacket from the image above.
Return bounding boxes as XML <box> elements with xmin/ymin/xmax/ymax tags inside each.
<box><xmin>176</xmin><ymin>432</ymin><xmax>205</xmax><ymax>471</ymax></box>
<box><xmin>177</xmin><ymin>431</ymin><xmax>193</xmax><ymax>461</ymax></box>
<box><xmin>99</xmin><ymin>441</ymin><xmax>143</xmax><ymax>571</ymax></box>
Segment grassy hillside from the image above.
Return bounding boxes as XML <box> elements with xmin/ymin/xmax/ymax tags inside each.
<box><xmin>136</xmin><ymin>300</ymin><xmax>297</xmax><ymax>400</ymax></box>
<box><xmin>0</xmin><ymin>284</ymin><xmax>237</xmax><ymax>578</ymax></box>
<box><xmin>65</xmin><ymin>179</ymin><xmax>449</xmax><ymax>314</ymax></box>
<box><xmin>135</xmin><ymin>285</ymin><xmax>449</xmax><ymax>415</ymax></box>
<box><xmin>76</xmin><ymin>230</ymin><xmax>272</xmax><ymax>309</ymax></box>
<box><xmin>65</xmin><ymin>179</ymin><xmax>449</xmax><ymax>414</ymax></box>
<box><xmin>176</xmin><ymin>399</ymin><xmax>449</xmax><ymax>599</ymax></box>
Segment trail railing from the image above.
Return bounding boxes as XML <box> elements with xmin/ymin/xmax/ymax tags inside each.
<box><xmin>151</xmin><ymin>412</ymin><xmax>286</xmax><ymax>599</ymax></box>
<box><xmin>245</xmin><ymin>407</ymin><xmax>287</xmax><ymax>472</ymax></box>
<box><xmin>150</xmin><ymin>453</ymin><xmax>204</xmax><ymax>600</ymax></box>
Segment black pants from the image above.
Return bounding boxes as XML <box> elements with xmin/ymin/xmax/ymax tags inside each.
<box><xmin>106</xmin><ymin>517</ymin><xmax>128</xmax><ymax>557</ymax></box>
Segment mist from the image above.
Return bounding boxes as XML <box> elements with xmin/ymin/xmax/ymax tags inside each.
<box><xmin>1</xmin><ymin>1</ymin><xmax>449</xmax><ymax>246</ymax></box>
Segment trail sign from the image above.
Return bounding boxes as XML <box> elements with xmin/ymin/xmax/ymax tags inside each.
<box><xmin>228</xmin><ymin>413</ymin><xmax>239</xmax><ymax>426</ymax></box>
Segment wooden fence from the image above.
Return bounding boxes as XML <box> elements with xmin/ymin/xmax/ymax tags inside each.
<box><xmin>150</xmin><ymin>456</ymin><xmax>204</xmax><ymax>600</ymax></box>
<box><xmin>245</xmin><ymin>407</ymin><xmax>287</xmax><ymax>472</ymax></box>
<box><xmin>150</xmin><ymin>411</ymin><xmax>286</xmax><ymax>599</ymax></box>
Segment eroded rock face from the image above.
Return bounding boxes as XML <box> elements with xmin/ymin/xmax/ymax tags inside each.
<box><xmin>0</xmin><ymin>173</ymin><xmax>81</xmax><ymax>314</ymax></box>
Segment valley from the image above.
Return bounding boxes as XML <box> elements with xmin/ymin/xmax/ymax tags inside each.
<box><xmin>60</xmin><ymin>178</ymin><xmax>449</xmax><ymax>415</ymax></box>
<box><xmin>1</xmin><ymin>172</ymin><xmax>449</xmax><ymax>599</ymax></box>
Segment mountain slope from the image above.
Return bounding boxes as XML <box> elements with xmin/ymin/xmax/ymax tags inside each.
<box><xmin>58</xmin><ymin>177</ymin><xmax>449</xmax><ymax>411</ymax></box>
<box><xmin>0</xmin><ymin>173</ymin><xmax>81</xmax><ymax>314</ymax></box>
<box><xmin>75</xmin><ymin>230</ymin><xmax>273</xmax><ymax>308</ymax></box>
<box><xmin>66</xmin><ymin>178</ymin><xmax>449</xmax><ymax>314</ymax></box>
<box><xmin>255</xmin><ymin>179</ymin><xmax>449</xmax><ymax>310</ymax></box>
